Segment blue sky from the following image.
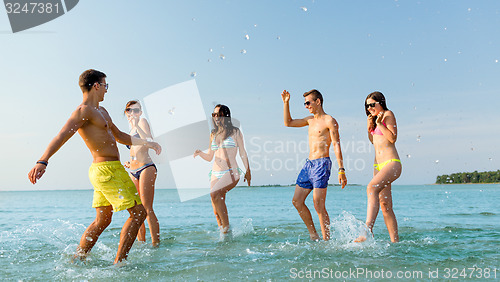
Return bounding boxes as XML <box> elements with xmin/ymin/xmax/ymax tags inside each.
<box><xmin>1</xmin><ymin>0</ymin><xmax>499</xmax><ymax>191</ymax></box>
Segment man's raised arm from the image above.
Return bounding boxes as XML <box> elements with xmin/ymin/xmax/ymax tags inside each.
<box><xmin>282</xmin><ymin>90</ymin><xmax>308</xmax><ymax>127</ymax></box>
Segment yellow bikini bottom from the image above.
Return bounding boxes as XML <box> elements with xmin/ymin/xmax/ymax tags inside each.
<box><xmin>374</xmin><ymin>159</ymin><xmax>401</xmax><ymax>171</ymax></box>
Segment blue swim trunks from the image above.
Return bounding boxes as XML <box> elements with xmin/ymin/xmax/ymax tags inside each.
<box><xmin>296</xmin><ymin>157</ymin><xmax>332</xmax><ymax>189</ymax></box>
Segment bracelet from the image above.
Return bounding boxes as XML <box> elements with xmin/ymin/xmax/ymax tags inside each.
<box><xmin>338</xmin><ymin>167</ymin><xmax>345</xmax><ymax>172</ymax></box>
<box><xmin>37</xmin><ymin>160</ymin><xmax>48</xmax><ymax>166</ymax></box>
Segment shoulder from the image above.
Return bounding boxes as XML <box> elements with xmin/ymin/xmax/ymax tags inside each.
<box><xmin>383</xmin><ymin>110</ymin><xmax>396</xmax><ymax>120</ymax></box>
<box><xmin>325</xmin><ymin>115</ymin><xmax>338</xmax><ymax>127</ymax></box>
<box><xmin>138</xmin><ymin>117</ymin><xmax>150</xmax><ymax>126</ymax></box>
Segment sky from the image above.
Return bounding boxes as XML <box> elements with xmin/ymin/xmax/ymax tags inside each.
<box><xmin>1</xmin><ymin>0</ymin><xmax>499</xmax><ymax>191</ymax></box>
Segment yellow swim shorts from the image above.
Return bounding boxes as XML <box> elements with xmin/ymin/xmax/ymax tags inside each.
<box><xmin>88</xmin><ymin>161</ymin><xmax>141</xmax><ymax>212</ymax></box>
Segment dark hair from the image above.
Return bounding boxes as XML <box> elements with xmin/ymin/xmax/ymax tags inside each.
<box><xmin>365</xmin><ymin>91</ymin><xmax>389</xmax><ymax>132</ymax></box>
<box><xmin>211</xmin><ymin>104</ymin><xmax>238</xmax><ymax>140</ymax></box>
<box><xmin>79</xmin><ymin>69</ymin><xmax>106</xmax><ymax>92</ymax></box>
<box><xmin>303</xmin><ymin>89</ymin><xmax>323</xmax><ymax>106</ymax></box>
<box><xmin>124</xmin><ymin>100</ymin><xmax>141</xmax><ymax>114</ymax></box>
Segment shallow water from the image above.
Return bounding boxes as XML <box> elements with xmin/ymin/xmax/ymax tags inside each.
<box><xmin>1</xmin><ymin>184</ymin><xmax>499</xmax><ymax>280</ymax></box>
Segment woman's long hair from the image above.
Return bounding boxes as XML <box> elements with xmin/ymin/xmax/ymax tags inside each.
<box><xmin>365</xmin><ymin>91</ymin><xmax>389</xmax><ymax>132</ymax></box>
<box><xmin>211</xmin><ymin>104</ymin><xmax>238</xmax><ymax>140</ymax></box>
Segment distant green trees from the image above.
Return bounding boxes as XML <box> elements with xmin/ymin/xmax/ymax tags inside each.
<box><xmin>436</xmin><ymin>170</ymin><xmax>500</xmax><ymax>184</ymax></box>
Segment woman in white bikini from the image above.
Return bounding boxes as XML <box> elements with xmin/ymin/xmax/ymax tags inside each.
<box><xmin>123</xmin><ymin>100</ymin><xmax>160</xmax><ymax>246</ymax></box>
<box><xmin>356</xmin><ymin>92</ymin><xmax>402</xmax><ymax>243</ymax></box>
<box><xmin>193</xmin><ymin>104</ymin><xmax>251</xmax><ymax>234</ymax></box>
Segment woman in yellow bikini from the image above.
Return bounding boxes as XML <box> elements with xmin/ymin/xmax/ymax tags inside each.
<box><xmin>123</xmin><ymin>100</ymin><xmax>160</xmax><ymax>247</ymax></box>
<box><xmin>193</xmin><ymin>104</ymin><xmax>251</xmax><ymax>234</ymax></box>
<box><xmin>356</xmin><ymin>91</ymin><xmax>402</xmax><ymax>243</ymax></box>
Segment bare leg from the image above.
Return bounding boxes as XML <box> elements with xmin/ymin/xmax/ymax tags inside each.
<box><xmin>356</xmin><ymin>161</ymin><xmax>401</xmax><ymax>242</ymax></box>
<box><xmin>379</xmin><ymin>184</ymin><xmax>399</xmax><ymax>242</ymax></box>
<box><xmin>75</xmin><ymin>205</ymin><xmax>113</xmax><ymax>259</ymax></box>
<box><xmin>210</xmin><ymin>171</ymin><xmax>239</xmax><ymax>233</ymax></box>
<box><xmin>114</xmin><ymin>204</ymin><xmax>147</xmax><ymax>264</ymax></box>
<box><xmin>292</xmin><ymin>185</ymin><xmax>319</xmax><ymax>241</ymax></box>
<box><xmin>139</xmin><ymin>167</ymin><xmax>160</xmax><ymax>247</ymax></box>
<box><xmin>130</xmin><ymin>176</ymin><xmax>146</xmax><ymax>243</ymax></box>
<box><xmin>313</xmin><ymin>188</ymin><xmax>330</xmax><ymax>241</ymax></box>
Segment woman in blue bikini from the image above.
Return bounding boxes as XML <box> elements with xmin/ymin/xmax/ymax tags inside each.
<box><xmin>193</xmin><ymin>104</ymin><xmax>251</xmax><ymax>234</ymax></box>
<box><xmin>124</xmin><ymin>100</ymin><xmax>160</xmax><ymax>246</ymax></box>
<box><xmin>356</xmin><ymin>92</ymin><xmax>402</xmax><ymax>243</ymax></box>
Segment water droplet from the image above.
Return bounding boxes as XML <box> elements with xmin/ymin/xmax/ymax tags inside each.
<box><xmin>135</xmin><ymin>192</ymin><xmax>139</xmax><ymax>195</ymax></box>
<box><xmin>190</xmin><ymin>72</ymin><xmax>197</xmax><ymax>78</ymax></box>
<box><xmin>411</xmin><ymin>82</ymin><xmax>415</xmax><ymax>87</ymax></box>
<box><xmin>489</xmin><ymin>158</ymin><xmax>493</xmax><ymax>161</ymax></box>
<box><xmin>467</xmin><ymin>7</ymin><xmax>471</xmax><ymax>12</ymax></box>
<box><xmin>381</xmin><ymin>55</ymin><xmax>385</xmax><ymax>59</ymax></box>
<box><xmin>270</xmin><ymin>173</ymin><xmax>273</xmax><ymax>177</ymax></box>
<box><xmin>276</xmin><ymin>35</ymin><xmax>281</xmax><ymax>40</ymax></box>
<box><xmin>470</xmin><ymin>147</ymin><xmax>474</xmax><ymax>151</ymax></box>
<box><xmin>406</xmin><ymin>154</ymin><xmax>411</xmax><ymax>158</ymax></box>
<box><xmin>444</xmin><ymin>58</ymin><xmax>448</xmax><ymax>62</ymax></box>
<box><xmin>192</xmin><ymin>17</ymin><xmax>196</xmax><ymax>21</ymax></box>
<box><xmin>207</xmin><ymin>59</ymin><xmax>212</xmax><ymax>63</ymax></box>
<box><xmin>209</xmin><ymin>48</ymin><xmax>213</xmax><ymax>52</ymax></box>
<box><xmin>219</xmin><ymin>54</ymin><xmax>225</xmax><ymax>60</ymax></box>
<box><xmin>416</xmin><ymin>135</ymin><xmax>421</xmax><ymax>142</ymax></box>
<box><xmin>168</xmin><ymin>107</ymin><xmax>175</xmax><ymax>115</ymax></box>
<box><xmin>254</xmin><ymin>24</ymin><xmax>258</xmax><ymax>28</ymax></box>
<box><xmin>240</xmin><ymin>49</ymin><xmax>247</xmax><ymax>54</ymax></box>
<box><xmin>300</xmin><ymin>6</ymin><xmax>308</xmax><ymax>12</ymax></box>
<box><xmin>495</xmin><ymin>59</ymin><xmax>499</xmax><ymax>63</ymax></box>
<box><xmin>244</xmin><ymin>34</ymin><xmax>250</xmax><ymax>40</ymax></box>
<box><xmin>414</xmin><ymin>106</ymin><xmax>417</xmax><ymax>110</ymax></box>
<box><xmin>435</xmin><ymin>160</ymin><xmax>439</xmax><ymax>164</ymax></box>
<box><xmin>86</xmin><ymin>237</ymin><xmax>93</xmax><ymax>241</ymax></box>
<box><xmin>119</xmin><ymin>195</ymin><xmax>124</xmax><ymax>199</ymax></box>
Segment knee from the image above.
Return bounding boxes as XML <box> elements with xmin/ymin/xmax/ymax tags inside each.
<box><xmin>380</xmin><ymin>200</ymin><xmax>393</xmax><ymax>213</ymax></box>
<box><xmin>210</xmin><ymin>191</ymin><xmax>224</xmax><ymax>202</ymax></box>
<box><xmin>292</xmin><ymin>197</ymin><xmax>304</xmax><ymax>208</ymax></box>
<box><xmin>313</xmin><ymin>201</ymin><xmax>326</xmax><ymax>214</ymax></box>
<box><xmin>96</xmin><ymin>216</ymin><xmax>112</xmax><ymax>229</ymax></box>
<box><xmin>133</xmin><ymin>205</ymin><xmax>147</xmax><ymax>221</ymax></box>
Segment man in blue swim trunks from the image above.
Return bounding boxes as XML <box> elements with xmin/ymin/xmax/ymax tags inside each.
<box><xmin>282</xmin><ymin>89</ymin><xmax>347</xmax><ymax>241</ymax></box>
<box><xmin>28</xmin><ymin>69</ymin><xmax>161</xmax><ymax>264</ymax></box>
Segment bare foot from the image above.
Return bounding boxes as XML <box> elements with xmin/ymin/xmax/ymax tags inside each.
<box><xmin>354</xmin><ymin>236</ymin><xmax>367</xmax><ymax>243</ymax></box>
<box><xmin>152</xmin><ymin>241</ymin><xmax>160</xmax><ymax>248</ymax></box>
<box><xmin>310</xmin><ymin>234</ymin><xmax>320</xmax><ymax>241</ymax></box>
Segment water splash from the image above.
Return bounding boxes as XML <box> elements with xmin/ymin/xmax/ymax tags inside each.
<box><xmin>190</xmin><ymin>72</ymin><xmax>197</xmax><ymax>78</ymax></box>
<box><xmin>330</xmin><ymin>211</ymin><xmax>373</xmax><ymax>244</ymax></box>
<box><xmin>300</xmin><ymin>6</ymin><xmax>308</xmax><ymax>12</ymax></box>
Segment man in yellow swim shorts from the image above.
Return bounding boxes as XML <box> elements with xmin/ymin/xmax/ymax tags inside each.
<box><xmin>28</xmin><ymin>69</ymin><xmax>161</xmax><ymax>265</ymax></box>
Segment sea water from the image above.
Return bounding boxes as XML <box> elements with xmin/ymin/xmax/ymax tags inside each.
<box><xmin>1</xmin><ymin>184</ymin><xmax>499</xmax><ymax>281</ymax></box>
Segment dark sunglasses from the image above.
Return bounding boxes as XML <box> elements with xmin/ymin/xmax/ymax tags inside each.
<box><xmin>365</xmin><ymin>102</ymin><xmax>379</xmax><ymax>108</ymax></box>
<box><xmin>304</xmin><ymin>101</ymin><xmax>312</xmax><ymax>106</ymax></box>
<box><xmin>125</xmin><ymin>108</ymin><xmax>141</xmax><ymax>113</ymax></box>
<box><xmin>212</xmin><ymin>112</ymin><xmax>223</xmax><ymax>117</ymax></box>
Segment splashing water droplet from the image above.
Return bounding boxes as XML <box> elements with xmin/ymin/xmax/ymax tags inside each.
<box><xmin>435</xmin><ymin>160</ymin><xmax>439</xmax><ymax>164</ymax></box>
<box><xmin>467</xmin><ymin>7</ymin><xmax>471</xmax><ymax>12</ymax></box>
<box><xmin>190</xmin><ymin>72</ymin><xmax>197</xmax><ymax>78</ymax></box>
<box><xmin>489</xmin><ymin>158</ymin><xmax>493</xmax><ymax>161</ymax></box>
<box><xmin>219</xmin><ymin>54</ymin><xmax>225</xmax><ymax>60</ymax></box>
<box><xmin>496</xmin><ymin>60</ymin><xmax>499</xmax><ymax>63</ymax></box>
<box><xmin>416</xmin><ymin>135</ymin><xmax>421</xmax><ymax>142</ymax></box>
<box><xmin>300</xmin><ymin>6</ymin><xmax>308</xmax><ymax>12</ymax></box>
<box><xmin>168</xmin><ymin>107</ymin><xmax>175</xmax><ymax>115</ymax></box>
<box><xmin>119</xmin><ymin>195</ymin><xmax>124</xmax><ymax>199</ymax></box>
<box><xmin>240</xmin><ymin>49</ymin><xmax>247</xmax><ymax>54</ymax></box>
<box><xmin>245</xmin><ymin>34</ymin><xmax>250</xmax><ymax>40</ymax></box>
<box><xmin>444</xmin><ymin>58</ymin><xmax>448</xmax><ymax>62</ymax></box>
<box><xmin>209</xmin><ymin>48</ymin><xmax>213</xmax><ymax>52</ymax></box>
<box><xmin>207</xmin><ymin>59</ymin><xmax>212</xmax><ymax>63</ymax></box>
<box><xmin>270</xmin><ymin>173</ymin><xmax>273</xmax><ymax>177</ymax></box>
<box><xmin>192</xmin><ymin>17</ymin><xmax>196</xmax><ymax>21</ymax></box>
<box><xmin>406</xmin><ymin>154</ymin><xmax>411</xmax><ymax>158</ymax></box>
<box><xmin>276</xmin><ymin>35</ymin><xmax>281</xmax><ymax>40</ymax></box>
<box><xmin>86</xmin><ymin>237</ymin><xmax>93</xmax><ymax>241</ymax></box>
<box><xmin>254</xmin><ymin>24</ymin><xmax>257</xmax><ymax>27</ymax></box>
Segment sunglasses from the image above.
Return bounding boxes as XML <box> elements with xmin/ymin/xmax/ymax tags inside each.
<box><xmin>365</xmin><ymin>102</ymin><xmax>379</xmax><ymax>108</ymax></box>
<box><xmin>212</xmin><ymin>112</ymin><xmax>223</xmax><ymax>117</ymax></box>
<box><xmin>125</xmin><ymin>108</ymin><xmax>141</xmax><ymax>113</ymax></box>
<box><xmin>304</xmin><ymin>101</ymin><xmax>312</xmax><ymax>106</ymax></box>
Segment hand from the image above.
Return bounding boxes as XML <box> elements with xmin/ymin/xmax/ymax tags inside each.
<box><xmin>376</xmin><ymin>111</ymin><xmax>385</xmax><ymax>125</ymax></box>
<box><xmin>281</xmin><ymin>90</ymin><xmax>290</xmax><ymax>103</ymax></box>
<box><xmin>147</xmin><ymin>141</ymin><xmax>162</xmax><ymax>155</ymax></box>
<box><xmin>244</xmin><ymin>170</ymin><xmax>251</xmax><ymax>186</ymax></box>
<box><xmin>128</xmin><ymin>115</ymin><xmax>139</xmax><ymax>128</ymax></box>
<box><xmin>338</xmin><ymin>172</ymin><xmax>347</xmax><ymax>189</ymax></box>
<box><xmin>193</xmin><ymin>149</ymin><xmax>201</xmax><ymax>158</ymax></box>
<box><xmin>123</xmin><ymin>161</ymin><xmax>131</xmax><ymax>169</ymax></box>
<box><xmin>28</xmin><ymin>163</ymin><xmax>47</xmax><ymax>184</ymax></box>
